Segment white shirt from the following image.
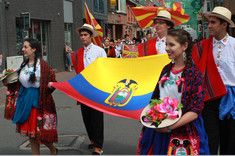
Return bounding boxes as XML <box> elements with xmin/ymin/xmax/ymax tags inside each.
<box><xmin>155</xmin><ymin>37</ymin><xmax>166</xmax><ymax>54</ymax></box>
<box><xmin>159</xmin><ymin>71</ymin><xmax>183</xmax><ymax>102</ymax></box>
<box><xmin>19</xmin><ymin>59</ymin><xmax>41</xmax><ymax>88</ymax></box>
<box><xmin>83</xmin><ymin>43</ymin><xmax>107</xmax><ymax>68</ymax></box>
<box><xmin>213</xmin><ymin>34</ymin><xmax>235</xmax><ymax>86</ymax></box>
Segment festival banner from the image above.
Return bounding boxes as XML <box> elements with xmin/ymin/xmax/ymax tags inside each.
<box><xmin>123</xmin><ymin>45</ymin><xmax>139</xmax><ymax>58</ymax></box>
<box><xmin>52</xmin><ymin>54</ymin><xmax>170</xmax><ymax>120</ymax></box>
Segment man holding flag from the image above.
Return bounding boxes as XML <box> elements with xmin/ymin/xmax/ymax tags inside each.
<box><xmin>138</xmin><ymin>10</ymin><xmax>175</xmax><ymax>57</ymax></box>
<box><xmin>72</xmin><ymin>23</ymin><xmax>107</xmax><ymax>155</ymax></box>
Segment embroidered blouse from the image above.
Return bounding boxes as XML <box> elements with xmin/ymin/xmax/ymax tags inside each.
<box><xmin>83</xmin><ymin>43</ymin><xmax>107</xmax><ymax>68</ymax></box>
<box><xmin>155</xmin><ymin>36</ymin><xmax>166</xmax><ymax>54</ymax></box>
<box><xmin>19</xmin><ymin>60</ymin><xmax>41</xmax><ymax>88</ymax></box>
<box><xmin>159</xmin><ymin>70</ymin><xmax>183</xmax><ymax>102</ymax></box>
<box><xmin>212</xmin><ymin>34</ymin><xmax>235</xmax><ymax>86</ymax></box>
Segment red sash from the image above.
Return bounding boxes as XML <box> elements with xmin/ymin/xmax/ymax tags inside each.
<box><xmin>138</xmin><ymin>38</ymin><xmax>158</xmax><ymax>57</ymax></box>
<box><xmin>192</xmin><ymin>38</ymin><xmax>227</xmax><ymax>102</ymax></box>
<box><xmin>71</xmin><ymin>47</ymin><xmax>84</xmax><ymax>74</ymax></box>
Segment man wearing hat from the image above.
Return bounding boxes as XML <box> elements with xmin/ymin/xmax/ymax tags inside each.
<box><xmin>138</xmin><ymin>10</ymin><xmax>174</xmax><ymax>57</ymax></box>
<box><xmin>71</xmin><ymin>23</ymin><xmax>107</xmax><ymax>155</ymax></box>
<box><xmin>192</xmin><ymin>6</ymin><xmax>235</xmax><ymax>155</ymax></box>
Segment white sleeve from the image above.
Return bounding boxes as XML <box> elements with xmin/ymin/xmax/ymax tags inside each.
<box><xmin>116</xmin><ymin>43</ymin><xmax>122</xmax><ymax>51</ymax></box>
<box><xmin>100</xmin><ymin>49</ymin><xmax>107</xmax><ymax>58</ymax></box>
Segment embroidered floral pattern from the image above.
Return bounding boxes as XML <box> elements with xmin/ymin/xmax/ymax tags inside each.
<box><xmin>43</xmin><ymin>113</ymin><xmax>57</xmax><ymax>130</ymax></box>
<box><xmin>213</xmin><ymin>34</ymin><xmax>228</xmax><ymax>67</ymax></box>
<box><xmin>36</xmin><ymin>113</ymin><xmax>57</xmax><ymax>132</ymax></box>
<box><xmin>161</xmin><ymin>74</ymin><xmax>182</xmax><ymax>87</ymax></box>
<box><xmin>22</xmin><ymin>61</ymin><xmax>40</xmax><ymax>75</ymax></box>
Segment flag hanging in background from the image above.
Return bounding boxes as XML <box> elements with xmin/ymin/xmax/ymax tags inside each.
<box><xmin>52</xmin><ymin>54</ymin><xmax>170</xmax><ymax>120</ymax></box>
<box><xmin>84</xmin><ymin>3</ymin><xmax>103</xmax><ymax>47</ymax></box>
<box><xmin>131</xmin><ymin>2</ymin><xmax>190</xmax><ymax>29</ymax></box>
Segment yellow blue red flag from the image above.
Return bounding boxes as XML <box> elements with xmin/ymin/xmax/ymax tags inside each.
<box><xmin>84</xmin><ymin>3</ymin><xmax>103</xmax><ymax>47</ymax></box>
<box><xmin>52</xmin><ymin>54</ymin><xmax>170</xmax><ymax>120</ymax></box>
<box><xmin>131</xmin><ymin>2</ymin><xmax>190</xmax><ymax>29</ymax></box>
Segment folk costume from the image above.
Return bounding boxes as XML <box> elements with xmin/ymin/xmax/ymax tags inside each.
<box><xmin>4</xmin><ymin>57</ymin><xmax>57</xmax><ymax>144</ymax></box>
<box><xmin>192</xmin><ymin>34</ymin><xmax>235</xmax><ymax>154</ymax></box>
<box><xmin>138</xmin><ymin>37</ymin><xmax>166</xmax><ymax>57</ymax></box>
<box><xmin>137</xmin><ymin>62</ymin><xmax>209</xmax><ymax>155</ymax></box>
<box><xmin>71</xmin><ymin>42</ymin><xmax>107</xmax><ymax>150</ymax></box>
<box><xmin>103</xmin><ymin>46</ymin><xmax>116</xmax><ymax>58</ymax></box>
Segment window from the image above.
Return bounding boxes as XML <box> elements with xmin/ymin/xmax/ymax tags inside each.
<box><xmin>94</xmin><ymin>0</ymin><xmax>105</xmax><ymax>14</ymax></box>
<box><xmin>117</xmin><ymin>0</ymin><xmax>126</xmax><ymax>13</ymax></box>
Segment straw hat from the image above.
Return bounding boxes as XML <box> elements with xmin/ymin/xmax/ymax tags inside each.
<box><xmin>140</xmin><ymin>104</ymin><xmax>182</xmax><ymax>128</ymax></box>
<box><xmin>204</xmin><ymin>6</ymin><xmax>234</xmax><ymax>27</ymax></box>
<box><xmin>76</xmin><ymin>23</ymin><xmax>98</xmax><ymax>37</ymax></box>
<box><xmin>1</xmin><ymin>70</ymin><xmax>19</xmax><ymax>84</ymax></box>
<box><xmin>7</xmin><ymin>71</ymin><xmax>19</xmax><ymax>83</ymax></box>
<box><xmin>151</xmin><ymin>10</ymin><xmax>175</xmax><ymax>25</ymax></box>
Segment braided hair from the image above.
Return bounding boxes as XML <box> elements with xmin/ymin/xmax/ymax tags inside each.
<box><xmin>161</xmin><ymin>29</ymin><xmax>193</xmax><ymax>93</ymax></box>
<box><xmin>18</xmin><ymin>38</ymin><xmax>41</xmax><ymax>84</ymax></box>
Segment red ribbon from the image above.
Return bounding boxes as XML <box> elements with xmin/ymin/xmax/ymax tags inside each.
<box><xmin>175</xmin><ymin>76</ymin><xmax>185</xmax><ymax>86</ymax></box>
<box><xmin>158</xmin><ymin>76</ymin><xmax>170</xmax><ymax>84</ymax></box>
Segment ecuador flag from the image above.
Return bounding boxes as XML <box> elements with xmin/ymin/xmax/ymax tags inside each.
<box><xmin>52</xmin><ymin>54</ymin><xmax>170</xmax><ymax>120</ymax></box>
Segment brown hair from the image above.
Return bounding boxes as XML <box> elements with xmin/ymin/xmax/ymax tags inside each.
<box><xmin>19</xmin><ymin>38</ymin><xmax>41</xmax><ymax>84</ymax></box>
<box><xmin>161</xmin><ymin>29</ymin><xmax>193</xmax><ymax>92</ymax></box>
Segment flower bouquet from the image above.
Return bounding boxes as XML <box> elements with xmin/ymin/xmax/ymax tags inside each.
<box><xmin>0</xmin><ymin>69</ymin><xmax>19</xmax><ymax>84</ymax></box>
<box><xmin>140</xmin><ymin>97</ymin><xmax>183</xmax><ymax>128</ymax></box>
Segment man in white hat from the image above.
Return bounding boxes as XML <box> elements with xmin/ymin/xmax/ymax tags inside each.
<box><xmin>71</xmin><ymin>23</ymin><xmax>107</xmax><ymax>155</ymax></box>
<box><xmin>138</xmin><ymin>10</ymin><xmax>175</xmax><ymax>57</ymax></box>
<box><xmin>192</xmin><ymin>6</ymin><xmax>235</xmax><ymax>155</ymax></box>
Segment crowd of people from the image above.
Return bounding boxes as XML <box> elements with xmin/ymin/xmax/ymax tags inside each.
<box><xmin>2</xmin><ymin>6</ymin><xmax>235</xmax><ymax>155</ymax></box>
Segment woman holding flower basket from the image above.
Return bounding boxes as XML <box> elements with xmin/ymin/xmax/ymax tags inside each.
<box><xmin>2</xmin><ymin>38</ymin><xmax>58</xmax><ymax>155</ymax></box>
<box><xmin>137</xmin><ymin>29</ymin><xmax>209</xmax><ymax>155</ymax></box>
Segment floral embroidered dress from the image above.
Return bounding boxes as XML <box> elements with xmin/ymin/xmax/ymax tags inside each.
<box><xmin>137</xmin><ymin>62</ymin><xmax>209</xmax><ymax>155</ymax></box>
<box><xmin>4</xmin><ymin>57</ymin><xmax>57</xmax><ymax>143</ymax></box>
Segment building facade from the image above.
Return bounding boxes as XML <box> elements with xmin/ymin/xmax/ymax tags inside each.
<box><xmin>0</xmin><ymin>0</ymin><xmax>107</xmax><ymax>72</ymax></box>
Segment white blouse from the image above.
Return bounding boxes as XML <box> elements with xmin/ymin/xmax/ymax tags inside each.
<box><xmin>19</xmin><ymin>59</ymin><xmax>41</xmax><ymax>88</ymax></box>
<box><xmin>159</xmin><ymin>71</ymin><xmax>183</xmax><ymax>102</ymax></box>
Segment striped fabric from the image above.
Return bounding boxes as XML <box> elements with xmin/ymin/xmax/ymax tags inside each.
<box><xmin>192</xmin><ymin>38</ymin><xmax>227</xmax><ymax>101</ymax></box>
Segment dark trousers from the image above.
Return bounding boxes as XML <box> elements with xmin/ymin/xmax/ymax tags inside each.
<box><xmin>203</xmin><ymin>98</ymin><xmax>235</xmax><ymax>155</ymax></box>
<box><xmin>81</xmin><ymin>104</ymin><xmax>104</xmax><ymax>149</ymax></box>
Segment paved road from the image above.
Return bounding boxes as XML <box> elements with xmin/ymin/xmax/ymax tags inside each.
<box><xmin>0</xmin><ymin>71</ymin><xmax>142</xmax><ymax>155</ymax></box>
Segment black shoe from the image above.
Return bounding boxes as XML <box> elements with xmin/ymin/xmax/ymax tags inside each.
<box><xmin>92</xmin><ymin>149</ymin><xmax>103</xmax><ymax>155</ymax></box>
<box><xmin>92</xmin><ymin>151</ymin><xmax>101</xmax><ymax>155</ymax></box>
<box><xmin>88</xmin><ymin>144</ymin><xmax>94</xmax><ymax>149</ymax></box>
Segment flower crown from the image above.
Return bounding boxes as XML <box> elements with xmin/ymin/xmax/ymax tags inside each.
<box><xmin>142</xmin><ymin>97</ymin><xmax>183</xmax><ymax>128</ymax></box>
<box><xmin>0</xmin><ymin>69</ymin><xmax>18</xmax><ymax>81</ymax></box>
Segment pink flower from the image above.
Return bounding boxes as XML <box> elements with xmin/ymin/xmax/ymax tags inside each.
<box><xmin>44</xmin><ymin>114</ymin><xmax>49</xmax><ymax>119</ymax></box>
<box><xmin>37</xmin><ymin>116</ymin><xmax>42</xmax><ymax>120</ymax></box>
<box><xmin>155</xmin><ymin>97</ymin><xmax>179</xmax><ymax>119</ymax></box>
<box><xmin>43</xmin><ymin>125</ymin><xmax>48</xmax><ymax>130</ymax></box>
<box><xmin>50</xmin><ymin>114</ymin><xmax>54</xmax><ymax>118</ymax></box>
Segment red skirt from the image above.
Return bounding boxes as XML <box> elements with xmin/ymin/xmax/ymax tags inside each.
<box><xmin>16</xmin><ymin>107</ymin><xmax>38</xmax><ymax>138</ymax></box>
